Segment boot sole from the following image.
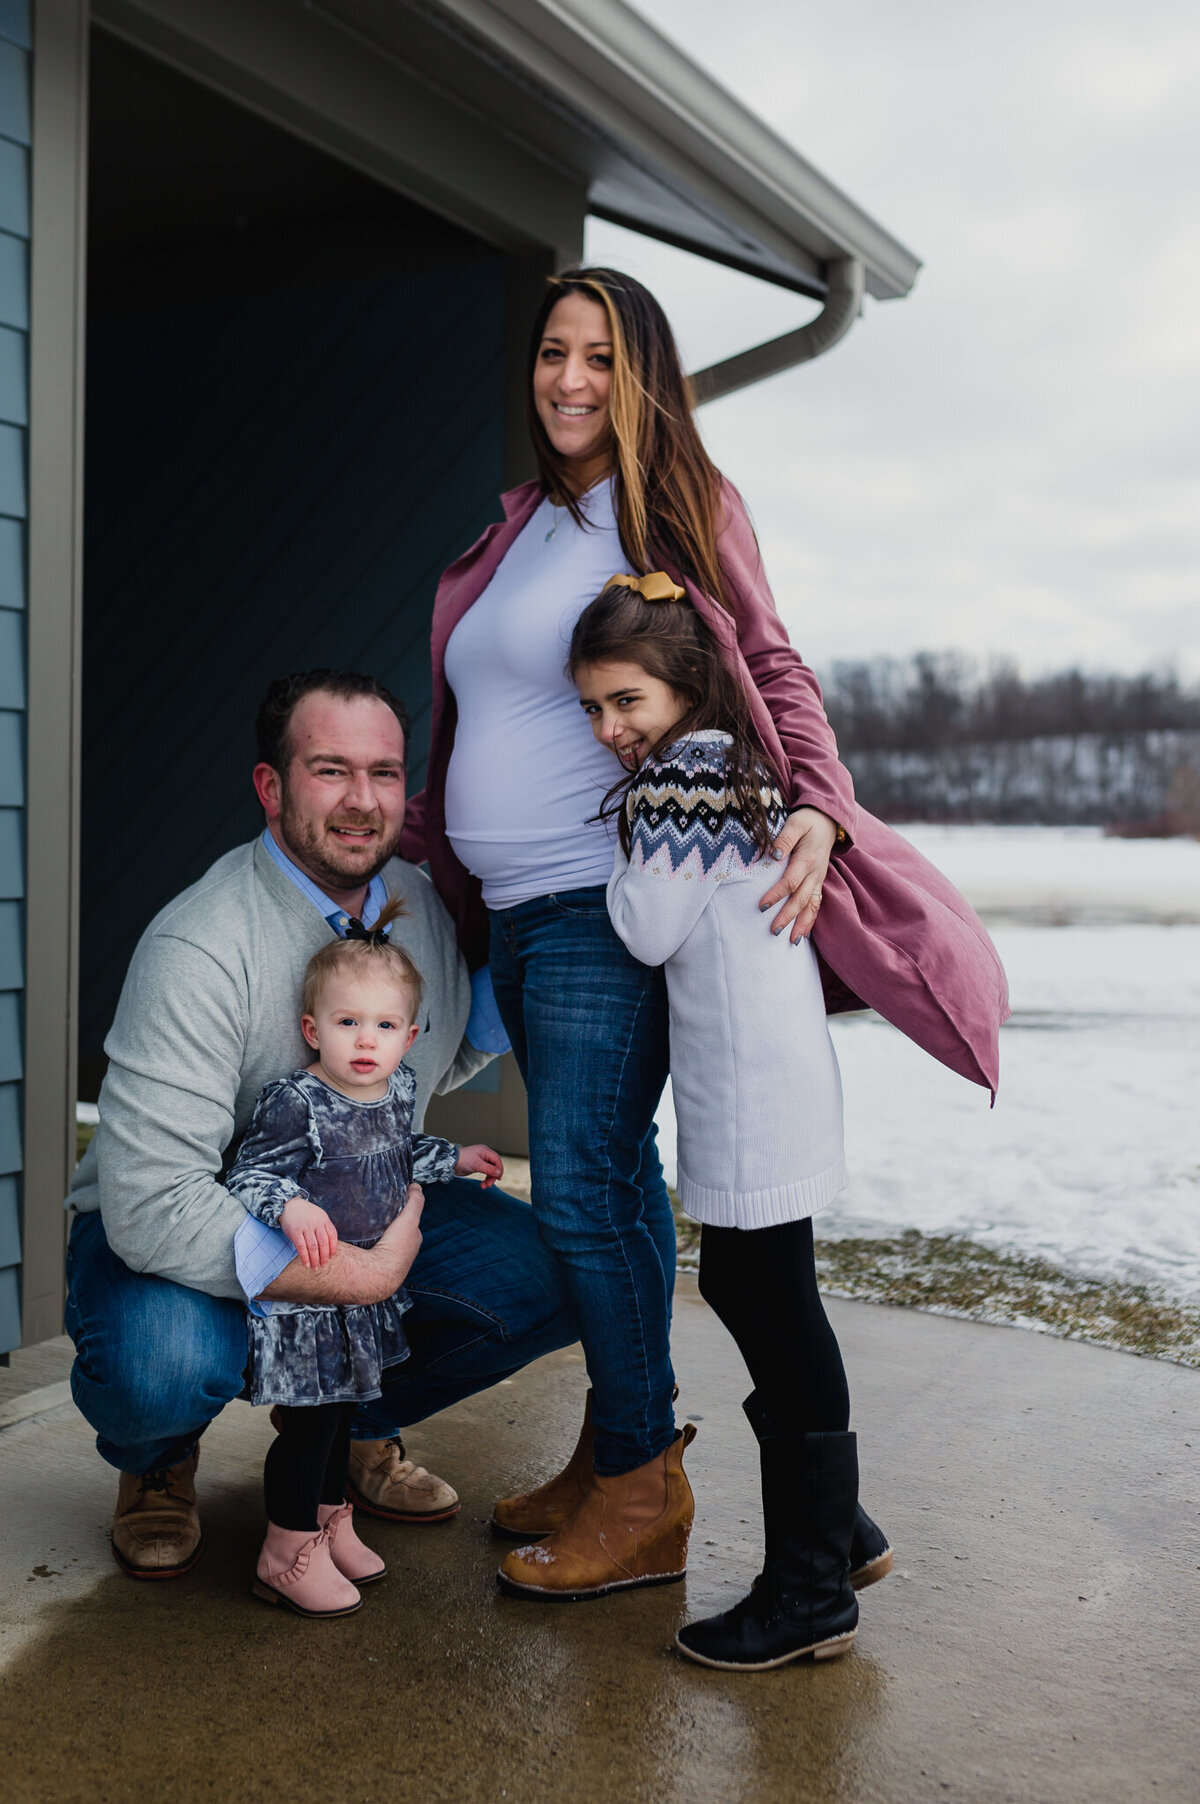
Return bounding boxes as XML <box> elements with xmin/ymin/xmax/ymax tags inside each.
<box><xmin>346</xmin><ymin>1482</ymin><xmax>460</xmax><ymax>1525</ymax></box>
<box><xmin>491</xmin><ymin>1516</ymin><xmax>552</xmax><ymax>1540</ymax></box>
<box><xmin>674</xmin><ymin>1626</ymin><xmax>857</xmax><ymax>1671</ymax></box>
<box><xmin>497</xmin><ymin>1566</ymin><xmax>687</xmax><ymax>1602</ymax></box>
<box><xmin>111</xmin><ymin>1535</ymin><xmax>204</xmax><ymax>1580</ymax></box>
<box><xmin>498</xmin><ymin>1539</ymin><xmax>897</xmax><ymax>1578</ymax></box>
<box><xmin>251</xmin><ymin>1579</ymin><xmax>362</xmax><ymax>1618</ymax></box>
<box><xmin>850</xmin><ymin>1547</ymin><xmax>894</xmax><ymax>1591</ymax></box>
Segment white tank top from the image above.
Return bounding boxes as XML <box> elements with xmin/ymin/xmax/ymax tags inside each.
<box><xmin>443</xmin><ymin>481</ymin><xmax>626</xmax><ymax>909</ymax></box>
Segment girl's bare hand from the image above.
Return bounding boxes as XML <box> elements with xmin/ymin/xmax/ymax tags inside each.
<box><xmin>456</xmin><ymin>1144</ymin><xmax>504</xmax><ymax>1188</ymax></box>
<box><xmin>759</xmin><ymin>807</ymin><xmax>839</xmax><ymax>945</ymax></box>
<box><xmin>279</xmin><ymin>1196</ymin><xmax>339</xmax><ymax>1269</ymax></box>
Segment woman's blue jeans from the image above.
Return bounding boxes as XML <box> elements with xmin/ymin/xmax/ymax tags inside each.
<box><xmin>489</xmin><ymin>886</ymin><xmax>677</xmax><ymax>1475</ymax></box>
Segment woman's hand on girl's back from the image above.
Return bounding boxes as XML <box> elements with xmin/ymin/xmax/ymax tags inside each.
<box><xmin>759</xmin><ymin>807</ymin><xmax>839</xmax><ymax>944</ymax></box>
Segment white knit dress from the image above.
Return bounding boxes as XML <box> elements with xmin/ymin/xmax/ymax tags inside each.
<box><xmin>606</xmin><ymin>731</ymin><xmax>848</xmax><ymax>1229</ymax></box>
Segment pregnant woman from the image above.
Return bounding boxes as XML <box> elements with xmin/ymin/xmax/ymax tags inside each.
<box><xmin>401</xmin><ymin>267</ymin><xmax>1008</xmax><ymax>1604</ymax></box>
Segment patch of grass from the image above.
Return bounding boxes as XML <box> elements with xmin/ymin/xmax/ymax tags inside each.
<box><xmin>671</xmin><ymin>1200</ymin><xmax>1200</xmax><ymax>1368</ymax></box>
<box><xmin>815</xmin><ymin>1229</ymin><xmax>1200</xmax><ymax>1366</ymax></box>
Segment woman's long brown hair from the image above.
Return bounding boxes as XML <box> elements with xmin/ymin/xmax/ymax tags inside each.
<box><xmin>527</xmin><ymin>267</ymin><xmax>732</xmax><ymax>611</ymax></box>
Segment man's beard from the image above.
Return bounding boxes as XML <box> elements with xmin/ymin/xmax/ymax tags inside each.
<box><xmin>278</xmin><ymin>787</ymin><xmax>403</xmax><ymax>891</ymax></box>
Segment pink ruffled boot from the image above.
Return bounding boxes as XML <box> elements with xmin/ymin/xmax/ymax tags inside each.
<box><xmin>252</xmin><ymin>1522</ymin><xmax>362</xmax><ymax>1617</ymax></box>
<box><xmin>318</xmin><ymin>1501</ymin><xmax>387</xmax><ymax>1584</ymax></box>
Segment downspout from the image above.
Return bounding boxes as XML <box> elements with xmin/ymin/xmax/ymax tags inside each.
<box><xmin>689</xmin><ymin>256</ymin><xmax>866</xmax><ymax>406</ymax></box>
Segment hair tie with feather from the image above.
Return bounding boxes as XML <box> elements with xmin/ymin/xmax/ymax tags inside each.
<box><xmin>606</xmin><ymin>571</ymin><xmax>687</xmax><ymax>602</ymax></box>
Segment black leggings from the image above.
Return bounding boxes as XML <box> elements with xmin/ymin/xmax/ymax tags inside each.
<box><xmin>698</xmin><ymin>1219</ymin><xmax>850</xmax><ymax>1435</ymax></box>
<box><xmin>262</xmin><ymin>1402</ymin><xmax>355</xmax><ymax>1531</ymax></box>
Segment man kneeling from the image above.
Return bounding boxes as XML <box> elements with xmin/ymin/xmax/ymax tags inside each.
<box><xmin>66</xmin><ymin>669</ymin><xmax>574</xmax><ymax>1578</ymax></box>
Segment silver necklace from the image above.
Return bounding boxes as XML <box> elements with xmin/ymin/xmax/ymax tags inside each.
<box><xmin>544</xmin><ymin>503</ymin><xmax>561</xmax><ymax>544</ymax></box>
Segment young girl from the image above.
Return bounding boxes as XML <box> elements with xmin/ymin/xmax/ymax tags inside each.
<box><xmin>227</xmin><ymin>897</ymin><xmax>503</xmax><ymax>1619</ymax></box>
<box><xmin>569</xmin><ymin>572</ymin><xmax>888</xmax><ymax>1671</ymax></box>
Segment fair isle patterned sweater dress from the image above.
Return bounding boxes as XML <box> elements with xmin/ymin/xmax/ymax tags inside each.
<box><xmin>606</xmin><ymin>731</ymin><xmax>848</xmax><ymax>1229</ymax></box>
<box><xmin>226</xmin><ymin>1066</ymin><xmax>458</xmax><ymax>1407</ymax></box>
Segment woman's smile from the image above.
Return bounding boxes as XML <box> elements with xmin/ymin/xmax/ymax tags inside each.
<box><xmin>533</xmin><ymin>292</ymin><xmax>614</xmax><ymax>484</ymax></box>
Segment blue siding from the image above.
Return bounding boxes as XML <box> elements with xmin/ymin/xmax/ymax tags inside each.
<box><xmin>81</xmin><ymin>261</ymin><xmax>505</xmax><ymax>1067</ymax></box>
<box><xmin>0</xmin><ymin>1076</ymin><xmax>18</xmax><ymax>1170</ymax></box>
<box><xmin>0</xmin><ymin>509</ymin><xmax>23</xmax><ymax>604</ymax></box>
<box><xmin>0</xmin><ymin>10</ymin><xmax>25</xmax><ymax>1351</ymax></box>
<box><xmin>0</xmin><ymin>1174</ymin><xmax>17</xmax><ymax>1263</ymax></box>
<box><xmin>0</xmin><ymin>230</ymin><xmax>26</xmax><ymax>327</ymax></box>
<box><xmin>0</xmin><ymin>898</ymin><xmax>19</xmax><ymax>985</ymax></box>
<box><xmin>0</xmin><ymin>4</ymin><xmax>29</xmax><ymax>53</ymax></box>
<box><xmin>0</xmin><ymin>705</ymin><xmax>21</xmax><ymax>803</ymax></box>
<box><xmin>0</xmin><ymin>138</ymin><xmax>26</xmax><ymax>236</ymax></box>
<box><xmin>0</xmin><ymin>596</ymin><xmax>20</xmax><ymax>697</ymax></box>
<box><xmin>0</xmin><ymin>320</ymin><xmax>26</xmax><ymax>423</ymax></box>
<box><xmin>0</xmin><ymin>807</ymin><xmax>21</xmax><ymax>893</ymax></box>
<box><xmin>0</xmin><ymin>987</ymin><xmax>17</xmax><ymax>1079</ymax></box>
<box><xmin>0</xmin><ymin>39</ymin><xmax>28</xmax><ymax>141</ymax></box>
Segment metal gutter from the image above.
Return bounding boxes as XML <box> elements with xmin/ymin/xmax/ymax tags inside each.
<box><xmin>428</xmin><ymin>0</ymin><xmax>922</xmax><ymax>302</ymax></box>
<box><xmin>689</xmin><ymin>257</ymin><xmax>866</xmax><ymax>404</ymax></box>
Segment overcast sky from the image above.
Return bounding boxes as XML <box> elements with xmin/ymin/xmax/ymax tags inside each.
<box><xmin>584</xmin><ymin>0</ymin><xmax>1200</xmax><ymax>682</ymax></box>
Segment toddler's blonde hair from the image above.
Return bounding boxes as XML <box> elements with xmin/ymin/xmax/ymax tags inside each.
<box><xmin>301</xmin><ymin>894</ymin><xmax>424</xmax><ymax>1023</ymax></box>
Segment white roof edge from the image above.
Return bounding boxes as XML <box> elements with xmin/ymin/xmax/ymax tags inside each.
<box><xmin>432</xmin><ymin>0</ymin><xmax>922</xmax><ymax>299</ymax></box>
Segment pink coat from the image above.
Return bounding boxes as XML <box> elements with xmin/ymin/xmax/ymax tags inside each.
<box><xmin>402</xmin><ymin>479</ymin><xmax>1010</xmax><ymax>1095</ymax></box>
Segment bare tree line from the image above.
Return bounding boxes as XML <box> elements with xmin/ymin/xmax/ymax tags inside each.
<box><xmin>820</xmin><ymin>655</ymin><xmax>1200</xmax><ymax>830</ymax></box>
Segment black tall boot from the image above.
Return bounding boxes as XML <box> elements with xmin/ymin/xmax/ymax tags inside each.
<box><xmin>675</xmin><ymin>1406</ymin><xmax>860</xmax><ymax>1671</ymax></box>
<box><xmin>745</xmin><ymin>1392</ymin><xmax>893</xmax><ymax>1592</ymax></box>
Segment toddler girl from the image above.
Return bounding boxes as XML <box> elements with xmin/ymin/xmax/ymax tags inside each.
<box><xmin>227</xmin><ymin>897</ymin><xmax>502</xmax><ymax>1618</ymax></box>
<box><xmin>569</xmin><ymin>573</ymin><xmax>889</xmax><ymax>1671</ymax></box>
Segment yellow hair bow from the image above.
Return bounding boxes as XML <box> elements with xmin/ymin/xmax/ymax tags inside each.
<box><xmin>606</xmin><ymin>571</ymin><xmax>687</xmax><ymax>602</ymax></box>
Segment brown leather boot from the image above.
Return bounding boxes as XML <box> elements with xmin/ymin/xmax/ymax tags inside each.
<box><xmin>346</xmin><ymin>1437</ymin><xmax>460</xmax><ymax>1523</ymax></box>
<box><xmin>110</xmin><ymin>1449</ymin><xmax>202</xmax><ymax>1579</ymax></box>
<box><xmin>491</xmin><ymin>1391</ymin><xmax>595</xmax><ymax>1538</ymax></box>
<box><xmin>498</xmin><ymin>1424</ymin><xmax>696</xmax><ymax>1601</ymax></box>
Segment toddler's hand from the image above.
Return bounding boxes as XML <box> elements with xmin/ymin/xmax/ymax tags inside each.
<box><xmin>455</xmin><ymin>1144</ymin><xmax>504</xmax><ymax>1188</ymax></box>
<box><xmin>280</xmin><ymin>1196</ymin><xmax>339</xmax><ymax>1269</ymax></box>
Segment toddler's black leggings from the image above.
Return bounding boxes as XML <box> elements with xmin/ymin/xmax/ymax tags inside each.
<box><xmin>263</xmin><ymin>1401</ymin><xmax>356</xmax><ymax>1531</ymax></box>
<box><xmin>698</xmin><ymin>1218</ymin><xmax>850</xmax><ymax>1434</ymax></box>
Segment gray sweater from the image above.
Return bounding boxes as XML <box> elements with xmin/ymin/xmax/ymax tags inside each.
<box><xmin>68</xmin><ymin>838</ymin><xmax>488</xmax><ymax>1299</ymax></box>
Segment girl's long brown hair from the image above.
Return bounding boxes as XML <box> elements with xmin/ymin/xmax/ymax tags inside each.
<box><xmin>527</xmin><ymin>267</ymin><xmax>732</xmax><ymax>611</ymax></box>
<box><xmin>568</xmin><ymin>581</ymin><xmax>784</xmax><ymax>858</ymax></box>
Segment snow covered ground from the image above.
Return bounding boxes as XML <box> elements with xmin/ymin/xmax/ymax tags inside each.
<box><xmin>654</xmin><ymin>827</ymin><xmax>1200</xmax><ymax>1300</ymax></box>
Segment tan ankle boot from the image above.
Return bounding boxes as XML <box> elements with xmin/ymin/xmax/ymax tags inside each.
<box><xmin>253</xmin><ymin>1522</ymin><xmax>362</xmax><ymax>1617</ymax></box>
<box><xmin>318</xmin><ymin>1501</ymin><xmax>386</xmax><ymax>1584</ymax></box>
<box><xmin>492</xmin><ymin>1391</ymin><xmax>595</xmax><ymax>1538</ymax></box>
<box><xmin>498</xmin><ymin>1424</ymin><xmax>696</xmax><ymax>1601</ymax></box>
<box><xmin>346</xmin><ymin>1437</ymin><xmax>459</xmax><ymax>1523</ymax></box>
<box><xmin>111</xmin><ymin>1449</ymin><xmax>202</xmax><ymax>1579</ymax></box>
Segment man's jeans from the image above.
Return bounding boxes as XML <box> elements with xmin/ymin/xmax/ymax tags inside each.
<box><xmin>489</xmin><ymin>887</ymin><xmax>676</xmax><ymax>1477</ymax></box>
<box><xmin>65</xmin><ymin>1179</ymin><xmax>577</xmax><ymax>1476</ymax></box>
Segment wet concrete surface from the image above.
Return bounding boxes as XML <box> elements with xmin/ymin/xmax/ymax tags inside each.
<box><xmin>1</xmin><ymin>1281</ymin><xmax>1197</xmax><ymax>1803</ymax></box>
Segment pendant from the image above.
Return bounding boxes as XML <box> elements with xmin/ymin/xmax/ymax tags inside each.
<box><xmin>544</xmin><ymin>522</ymin><xmax>557</xmax><ymax>543</ymax></box>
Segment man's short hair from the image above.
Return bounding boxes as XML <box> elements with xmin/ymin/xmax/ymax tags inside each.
<box><xmin>255</xmin><ymin>671</ymin><xmax>412</xmax><ymax>773</ymax></box>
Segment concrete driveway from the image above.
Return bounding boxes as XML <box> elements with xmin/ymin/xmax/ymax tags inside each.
<box><xmin>1</xmin><ymin>1281</ymin><xmax>1196</xmax><ymax>1803</ymax></box>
